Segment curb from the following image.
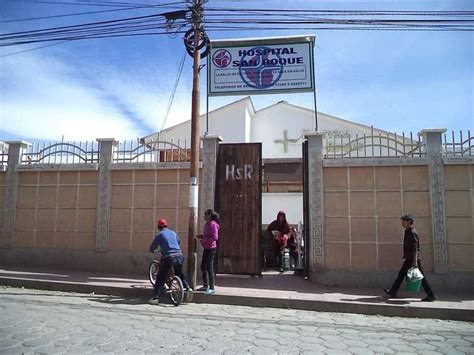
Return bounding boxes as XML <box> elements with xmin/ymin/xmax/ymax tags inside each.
<box><xmin>1</xmin><ymin>277</ymin><xmax>472</xmax><ymax>322</ymax></box>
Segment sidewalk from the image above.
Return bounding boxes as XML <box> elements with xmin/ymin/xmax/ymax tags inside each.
<box><xmin>1</xmin><ymin>266</ymin><xmax>472</xmax><ymax>322</ymax></box>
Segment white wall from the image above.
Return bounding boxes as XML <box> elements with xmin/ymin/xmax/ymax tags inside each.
<box><xmin>149</xmin><ymin>99</ymin><xmax>395</xmax><ymax>158</ymax></box>
<box><xmin>252</xmin><ymin>104</ymin><xmax>314</xmax><ymax>159</ymax></box>
<box><xmin>152</xmin><ymin>98</ymin><xmax>253</xmax><ymax>145</ymax></box>
<box><xmin>262</xmin><ymin>192</ymin><xmax>303</xmax><ymax>226</ymax></box>
<box><xmin>207</xmin><ymin>100</ymin><xmax>249</xmax><ymax>142</ymax></box>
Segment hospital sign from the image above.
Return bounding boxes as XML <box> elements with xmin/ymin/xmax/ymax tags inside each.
<box><xmin>208</xmin><ymin>35</ymin><xmax>315</xmax><ymax>96</ymax></box>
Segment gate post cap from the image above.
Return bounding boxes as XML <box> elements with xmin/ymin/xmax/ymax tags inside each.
<box><xmin>201</xmin><ymin>134</ymin><xmax>222</xmax><ymax>141</ymax></box>
<box><xmin>304</xmin><ymin>131</ymin><xmax>326</xmax><ymax>139</ymax></box>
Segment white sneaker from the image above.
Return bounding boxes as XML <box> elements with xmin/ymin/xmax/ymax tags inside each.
<box><xmin>205</xmin><ymin>288</ymin><xmax>215</xmax><ymax>295</ymax></box>
<box><xmin>186</xmin><ymin>288</ymin><xmax>194</xmax><ymax>302</ymax></box>
<box><xmin>148</xmin><ymin>298</ymin><xmax>159</xmax><ymax>305</ymax></box>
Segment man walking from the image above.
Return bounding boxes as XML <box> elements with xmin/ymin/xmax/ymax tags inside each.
<box><xmin>383</xmin><ymin>214</ymin><xmax>436</xmax><ymax>302</ymax></box>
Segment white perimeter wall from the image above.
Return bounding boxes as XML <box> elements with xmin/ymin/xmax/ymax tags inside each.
<box><xmin>262</xmin><ymin>192</ymin><xmax>303</xmax><ymax>227</ymax></box>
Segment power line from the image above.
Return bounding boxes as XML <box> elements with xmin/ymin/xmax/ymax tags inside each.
<box><xmin>0</xmin><ymin>40</ymin><xmax>69</xmax><ymax>57</ymax></box>
<box><xmin>0</xmin><ymin>0</ymin><xmax>158</xmax><ymax>8</ymax></box>
<box><xmin>163</xmin><ymin>49</ymin><xmax>187</xmax><ymax>129</ymax></box>
<box><xmin>1</xmin><ymin>5</ymin><xmax>472</xmax><ymax>54</ymax></box>
<box><xmin>0</xmin><ymin>2</ymin><xmax>187</xmax><ymax>24</ymax></box>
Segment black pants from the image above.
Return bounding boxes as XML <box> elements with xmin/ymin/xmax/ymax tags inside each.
<box><xmin>389</xmin><ymin>259</ymin><xmax>434</xmax><ymax>297</ymax></box>
<box><xmin>201</xmin><ymin>248</ymin><xmax>217</xmax><ymax>289</ymax></box>
<box><xmin>290</xmin><ymin>251</ymin><xmax>298</xmax><ymax>269</ymax></box>
<box><xmin>275</xmin><ymin>248</ymin><xmax>284</xmax><ymax>270</ymax></box>
<box><xmin>154</xmin><ymin>254</ymin><xmax>189</xmax><ymax>299</ymax></box>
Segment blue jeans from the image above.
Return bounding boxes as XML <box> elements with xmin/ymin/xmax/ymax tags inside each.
<box><xmin>154</xmin><ymin>254</ymin><xmax>189</xmax><ymax>299</ymax></box>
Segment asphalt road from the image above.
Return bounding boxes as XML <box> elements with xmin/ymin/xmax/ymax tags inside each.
<box><xmin>0</xmin><ymin>286</ymin><xmax>473</xmax><ymax>354</ymax></box>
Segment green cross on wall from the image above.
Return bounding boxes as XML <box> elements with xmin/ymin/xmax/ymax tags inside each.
<box><xmin>274</xmin><ymin>129</ymin><xmax>299</xmax><ymax>153</ymax></box>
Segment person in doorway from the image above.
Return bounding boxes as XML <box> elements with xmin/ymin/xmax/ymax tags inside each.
<box><xmin>196</xmin><ymin>209</ymin><xmax>220</xmax><ymax>294</ymax></box>
<box><xmin>266</xmin><ymin>211</ymin><xmax>291</xmax><ymax>272</ymax></box>
<box><xmin>287</xmin><ymin>228</ymin><xmax>299</xmax><ymax>270</ymax></box>
<box><xmin>148</xmin><ymin>219</ymin><xmax>192</xmax><ymax>304</ymax></box>
<box><xmin>383</xmin><ymin>214</ymin><xmax>436</xmax><ymax>302</ymax></box>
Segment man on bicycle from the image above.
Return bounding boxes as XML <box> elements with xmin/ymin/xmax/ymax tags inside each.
<box><xmin>148</xmin><ymin>218</ymin><xmax>191</xmax><ymax>304</ymax></box>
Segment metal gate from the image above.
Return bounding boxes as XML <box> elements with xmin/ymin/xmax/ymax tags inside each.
<box><xmin>215</xmin><ymin>143</ymin><xmax>262</xmax><ymax>276</ymax></box>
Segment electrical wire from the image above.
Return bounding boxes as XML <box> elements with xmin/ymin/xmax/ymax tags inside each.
<box><xmin>0</xmin><ymin>0</ymin><xmax>159</xmax><ymax>8</ymax></box>
<box><xmin>0</xmin><ymin>2</ymin><xmax>187</xmax><ymax>24</ymax></box>
<box><xmin>1</xmin><ymin>5</ymin><xmax>472</xmax><ymax>51</ymax></box>
<box><xmin>163</xmin><ymin>49</ymin><xmax>187</xmax><ymax>129</ymax></box>
<box><xmin>0</xmin><ymin>40</ymin><xmax>69</xmax><ymax>57</ymax></box>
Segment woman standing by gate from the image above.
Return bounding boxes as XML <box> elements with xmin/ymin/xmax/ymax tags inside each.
<box><xmin>196</xmin><ymin>209</ymin><xmax>220</xmax><ymax>294</ymax></box>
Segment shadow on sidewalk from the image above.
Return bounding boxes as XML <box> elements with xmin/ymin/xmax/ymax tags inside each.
<box><xmin>340</xmin><ymin>296</ymin><xmax>410</xmax><ymax>305</ymax></box>
<box><xmin>215</xmin><ymin>272</ymin><xmax>377</xmax><ymax>296</ymax></box>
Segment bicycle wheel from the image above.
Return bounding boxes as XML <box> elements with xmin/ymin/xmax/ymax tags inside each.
<box><xmin>168</xmin><ymin>276</ymin><xmax>184</xmax><ymax>306</ymax></box>
<box><xmin>148</xmin><ymin>260</ymin><xmax>159</xmax><ymax>286</ymax></box>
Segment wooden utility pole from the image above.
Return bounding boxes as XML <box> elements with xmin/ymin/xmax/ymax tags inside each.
<box><xmin>187</xmin><ymin>0</ymin><xmax>203</xmax><ymax>288</ymax></box>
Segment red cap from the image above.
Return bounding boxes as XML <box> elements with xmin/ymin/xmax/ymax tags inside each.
<box><xmin>157</xmin><ymin>219</ymin><xmax>168</xmax><ymax>228</ymax></box>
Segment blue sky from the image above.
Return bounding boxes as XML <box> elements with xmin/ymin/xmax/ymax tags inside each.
<box><xmin>0</xmin><ymin>0</ymin><xmax>472</xmax><ymax>142</ymax></box>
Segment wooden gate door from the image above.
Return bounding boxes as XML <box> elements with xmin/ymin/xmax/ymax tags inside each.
<box><xmin>215</xmin><ymin>143</ymin><xmax>262</xmax><ymax>275</ymax></box>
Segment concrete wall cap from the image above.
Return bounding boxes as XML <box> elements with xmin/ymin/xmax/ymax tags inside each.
<box><xmin>305</xmin><ymin>131</ymin><xmax>326</xmax><ymax>138</ymax></box>
<box><xmin>4</xmin><ymin>141</ymin><xmax>31</xmax><ymax>147</ymax></box>
<box><xmin>96</xmin><ymin>138</ymin><xmax>119</xmax><ymax>145</ymax></box>
<box><xmin>201</xmin><ymin>134</ymin><xmax>223</xmax><ymax>141</ymax></box>
<box><xmin>419</xmin><ymin>129</ymin><xmax>447</xmax><ymax>135</ymax></box>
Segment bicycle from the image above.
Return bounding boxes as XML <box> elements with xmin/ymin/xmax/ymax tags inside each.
<box><xmin>148</xmin><ymin>258</ymin><xmax>184</xmax><ymax>306</ymax></box>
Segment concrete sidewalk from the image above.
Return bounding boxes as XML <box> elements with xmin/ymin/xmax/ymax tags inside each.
<box><xmin>0</xmin><ymin>266</ymin><xmax>472</xmax><ymax>322</ymax></box>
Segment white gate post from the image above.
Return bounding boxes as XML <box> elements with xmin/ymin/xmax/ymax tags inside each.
<box><xmin>420</xmin><ymin>129</ymin><xmax>449</xmax><ymax>274</ymax></box>
<box><xmin>1</xmin><ymin>141</ymin><xmax>30</xmax><ymax>248</ymax></box>
<box><xmin>305</xmin><ymin>132</ymin><xmax>325</xmax><ymax>275</ymax></box>
<box><xmin>95</xmin><ymin>138</ymin><xmax>118</xmax><ymax>252</ymax></box>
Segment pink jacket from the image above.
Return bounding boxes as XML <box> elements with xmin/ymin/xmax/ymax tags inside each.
<box><xmin>201</xmin><ymin>220</ymin><xmax>219</xmax><ymax>249</ymax></box>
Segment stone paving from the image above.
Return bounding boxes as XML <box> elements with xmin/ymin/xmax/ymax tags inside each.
<box><xmin>0</xmin><ymin>286</ymin><xmax>473</xmax><ymax>354</ymax></box>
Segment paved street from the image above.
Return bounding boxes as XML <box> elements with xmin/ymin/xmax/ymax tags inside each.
<box><xmin>0</xmin><ymin>286</ymin><xmax>473</xmax><ymax>354</ymax></box>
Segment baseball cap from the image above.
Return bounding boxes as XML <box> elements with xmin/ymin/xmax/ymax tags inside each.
<box><xmin>157</xmin><ymin>219</ymin><xmax>168</xmax><ymax>228</ymax></box>
<box><xmin>400</xmin><ymin>214</ymin><xmax>414</xmax><ymax>222</ymax></box>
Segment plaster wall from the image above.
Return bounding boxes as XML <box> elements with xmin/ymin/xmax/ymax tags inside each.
<box><xmin>323</xmin><ymin>165</ymin><xmax>435</xmax><ymax>272</ymax></box>
<box><xmin>0</xmin><ymin>172</ymin><xmax>5</xmax><ymax>240</ymax></box>
<box><xmin>14</xmin><ymin>170</ymin><xmax>98</xmax><ymax>251</ymax></box>
<box><xmin>444</xmin><ymin>164</ymin><xmax>474</xmax><ymax>272</ymax></box>
<box><xmin>108</xmin><ymin>169</ymin><xmax>190</xmax><ymax>254</ymax></box>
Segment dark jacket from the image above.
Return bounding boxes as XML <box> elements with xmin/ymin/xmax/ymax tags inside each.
<box><xmin>403</xmin><ymin>228</ymin><xmax>420</xmax><ymax>260</ymax></box>
<box><xmin>266</xmin><ymin>211</ymin><xmax>291</xmax><ymax>237</ymax></box>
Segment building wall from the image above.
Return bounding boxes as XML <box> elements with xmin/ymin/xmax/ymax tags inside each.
<box><xmin>262</xmin><ymin>193</ymin><xmax>303</xmax><ymax>226</ymax></box>
<box><xmin>0</xmin><ymin>164</ymin><xmax>192</xmax><ymax>274</ymax></box>
<box><xmin>323</xmin><ymin>165</ymin><xmax>435</xmax><ymax>272</ymax></box>
<box><xmin>444</xmin><ymin>164</ymin><xmax>474</xmax><ymax>272</ymax></box>
<box><xmin>153</xmin><ymin>98</ymin><xmax>253</xmax><ymax>144</ymax></box>
<box><xmin>14</xmin><ymin>170</ymin><xmax>98</xmax><ymax>250</ymax></box>
<box><xmin>0</xmin><ymin>172</ymin><xmax>5</xmax><ymax>240</ymax></box>
<box><xmin>108</xmin><ymin>169</ymin><xmax>190</xmax><ymax>254</ymax></box>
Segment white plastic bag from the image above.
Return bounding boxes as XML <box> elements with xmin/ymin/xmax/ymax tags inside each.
<box><xmin>407</xmin><ymin>267</ymin><xmax>424</xmax><ymax>281</ymax></box>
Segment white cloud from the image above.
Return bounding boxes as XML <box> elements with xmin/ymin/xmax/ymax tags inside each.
<box><xmin>0</xmin><ymin>52</ymin><xmax>150</xmax><ymax>140</ymax></box>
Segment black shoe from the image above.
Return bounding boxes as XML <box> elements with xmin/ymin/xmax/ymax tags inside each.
<box><xmin>421</xmin><ymin>295</ymin><xmax>436</xmax><ymax>302</ymax></box>
<box><xmin>383</xmin><ymin>289</ymin><xmax>396</xmax><ymax>298</ymax></box>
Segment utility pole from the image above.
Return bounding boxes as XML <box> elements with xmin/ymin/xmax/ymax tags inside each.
<box><xmin>187</xmin><ymin>0</ymin><xmax>203</xmax><ymax>289</ymax></box>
